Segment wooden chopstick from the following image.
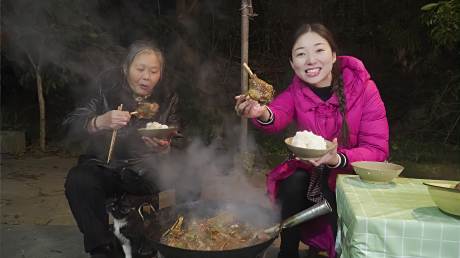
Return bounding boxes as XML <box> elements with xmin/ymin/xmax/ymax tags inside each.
<box><xmin>106</xmin><ymin>104</ymin><xmax>123</xmax><ymax>164</ymax></box>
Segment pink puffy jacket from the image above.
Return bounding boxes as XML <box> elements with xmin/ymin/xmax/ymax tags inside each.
<box><xmin>252</xmin><ymin>56</ymin><xmax>389</xmax><ymax>257</ymax></box>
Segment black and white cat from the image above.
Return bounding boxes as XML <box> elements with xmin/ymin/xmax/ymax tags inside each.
<box><xmin>106</xmin><ymin>194</ymin><xmax>158</xmax><ymax>258</ymax></box>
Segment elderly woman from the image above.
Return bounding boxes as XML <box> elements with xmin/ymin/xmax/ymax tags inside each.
<box><xmin>64</xmin><ymin>40</ymin><xmax>197</xmax><ymax>258</ymax></box>
<box><xmin>235</xmin><ymin>23</ymin><xmax>389</xmax><ymax>258</ymax></box>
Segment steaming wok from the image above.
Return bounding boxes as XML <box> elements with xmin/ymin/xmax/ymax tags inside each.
<box><xmin>147</xmin><ymin>200</ymin><xmax>331</xmax><ymax>258</ymax></box>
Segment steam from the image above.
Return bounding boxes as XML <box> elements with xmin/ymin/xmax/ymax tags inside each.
<box><xmin>143</xmin><ymin>124</ymin><xmax>280</xmax><ymax>225</ymax></box>
<box><xmin>147</xmin><ymin>129</ymin><xmax>271</xmax><ymax>207</ymax></box>
<box><xmin>4</xmin><ymin>0</ymin><xmax>279</xmax><ymax>222</ymax></box>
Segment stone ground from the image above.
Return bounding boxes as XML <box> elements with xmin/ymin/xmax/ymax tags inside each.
<box><xmin>0</xmin><ymin>154</ymin><xmax>320</xmax><ymax>258</ymax></box>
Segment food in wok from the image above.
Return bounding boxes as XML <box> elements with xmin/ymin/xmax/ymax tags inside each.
<box><xmin>160</xmin><ymin>212</ymin><xmax>271</xmax><ymax>251</ymax></box>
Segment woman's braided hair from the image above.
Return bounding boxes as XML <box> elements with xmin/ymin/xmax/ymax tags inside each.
<box><xmin>331</xmin><ymin>59</ymin><xmax>349</xmax><ymax>146</ymax></box>
<box><xmin>290</xmin><ymin>23</ymin><xmax>349</xmax><ymax>146</ymax></box>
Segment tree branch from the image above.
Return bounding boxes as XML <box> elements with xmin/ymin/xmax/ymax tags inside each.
<box><xmin>444</xmin><ymin>113</ymin><xmax>460</xmax><ymax>143</ymax></box>
<box><xmin>25</xmin><ymin>52</ymin><xmax>38</xmax><ymax>71</ymax></box>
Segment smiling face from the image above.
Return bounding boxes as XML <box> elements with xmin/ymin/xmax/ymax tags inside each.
<box><xmin>290</xmin><ymin>32</ymin><xmax>336</xmax><ymax>88</ymax></box>
<box><xmin>127</xmin><ymin>50</ymin><xmax>162</xmax><ymax>97</ymax></box>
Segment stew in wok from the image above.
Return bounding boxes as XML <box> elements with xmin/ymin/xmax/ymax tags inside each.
<box><xmin>161</xmin><ymin>211</ymin><xmax>271</xmax><ymax>250</ymax></box>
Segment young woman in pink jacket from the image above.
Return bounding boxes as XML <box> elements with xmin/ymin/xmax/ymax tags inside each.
<box><xmin>235</xmin><ymin>23</ymin><xmax>389</xmax><ymax>258</ymax></box>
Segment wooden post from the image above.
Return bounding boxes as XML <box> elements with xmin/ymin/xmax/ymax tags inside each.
<box><xmin>240</xmin><ymin>0</ymin><xmax>249</xmax><ymax>154</ymax></box>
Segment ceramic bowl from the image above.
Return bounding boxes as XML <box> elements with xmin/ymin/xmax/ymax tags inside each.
<box><xmin>423</xmin><ymin>182</ymin><xmax>460</xmax><ymax>216</ymax></box>
<box><xmin>284</xmin><ymin>137</ymin><xmax>336</xmax><ymax>160</ymax></box>
<box><xmin>351</xmin><ymin>161</ymin><xmax>404</xmax><ymax>183</ymax></box>
<box><xmin>138</xmin><ymin>127</ymin><xmax>177</xmax><ymax>138</ymax></box>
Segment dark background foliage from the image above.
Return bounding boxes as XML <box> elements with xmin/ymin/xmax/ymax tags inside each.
<box><xmin>1</xmin><ymin>0</ymin><xmax>459</xmax><ymax>164</ymax></box>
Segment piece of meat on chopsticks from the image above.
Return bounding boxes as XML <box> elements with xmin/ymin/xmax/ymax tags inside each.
<box><xmin>130</xmin><ymin>102</ymin><xmax>159</xmax><ymax>119</ymax></box>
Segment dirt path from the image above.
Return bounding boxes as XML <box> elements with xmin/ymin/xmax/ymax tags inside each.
<box><xmin>1</xmin><ymin>155</ymin><xmax>77</xmax><ymax>225</ymax></box>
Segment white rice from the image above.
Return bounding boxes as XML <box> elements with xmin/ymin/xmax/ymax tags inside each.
<box><xmin>146</xmin><ymin>121</ymin><xmax>168</xmax><ymax>129</ymax></box>
<box><xmin>291</xmin><ymin>130</ymin><xmax>326</xmax><ymax>150</ymax></box>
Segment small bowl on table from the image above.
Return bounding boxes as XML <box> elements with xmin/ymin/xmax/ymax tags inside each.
<box><xmin>284</xmin><ymin>137</ymin><xmax>336</xmax><ymax>160</ymax></box>
<box><xmin>351</xmin><ymin>161</ymin><xmax>404</xmax><ymax>184</ymax></box>
<box><xmin>423</xmin><ymin>182</ymin><xmax>460</xmax><ymax>217</ymax></box>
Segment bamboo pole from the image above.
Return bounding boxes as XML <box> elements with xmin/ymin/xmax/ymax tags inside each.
<box><xmin>240</xmin><ymin>0</ymin><xmax>249</xmax><ymax>154</ymax></box>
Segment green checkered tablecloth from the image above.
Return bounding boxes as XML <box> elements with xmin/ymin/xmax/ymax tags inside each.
<box><xmin>336</xmin><ymin>175</ymin><xmax>460</xmax><ymax>258</ymax></box>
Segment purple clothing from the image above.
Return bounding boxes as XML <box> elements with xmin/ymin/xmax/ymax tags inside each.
<box><xmin>253</xmin><ymin>56</ymin><xmax>389</xmax><ymax>257</ymax></box>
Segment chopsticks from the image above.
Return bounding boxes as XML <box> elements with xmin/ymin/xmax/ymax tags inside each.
<box><xmin>106</xmin><ymin>104</ymin><xmax>123</xmax><ymax>164</ymax></box>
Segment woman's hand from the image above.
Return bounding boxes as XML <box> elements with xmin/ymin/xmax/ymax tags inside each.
<box><xmin>301</xmin><ymin>138</ymin><xmax>339</xmax><ymax>167</ymax></box>
<box><xmin>234</xmin><ymin>95</ymin><xmax>270</xmax><ymax>120</ymax></box>
<box><xmin>95</xmin><ymin>110</ymin><xmax>131</xmax><ymax>130</ymax></box>
<box><xmin>142</xmin><ymin>136</ymin><xmax>171</xmax><ymax>153</ymax></box>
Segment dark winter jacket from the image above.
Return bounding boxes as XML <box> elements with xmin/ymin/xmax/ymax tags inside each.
<box><xmin>63</xmin><ymin>67</ymin><xmax>181</xmax><ymax>165</ymax></box>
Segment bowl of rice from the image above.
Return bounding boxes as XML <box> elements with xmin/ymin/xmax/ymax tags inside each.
<box><xmin>138</xmin><ymin>122</ymin><xmax>177</xmax><ymax>138</ymax></box>
<box><xmin>285</xmin><ymin>130</ymin><xmax>336</xmax><ymax>160</ymax></box>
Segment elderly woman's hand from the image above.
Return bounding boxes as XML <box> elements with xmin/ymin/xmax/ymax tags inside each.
<box><xmin>234</xmin><ymin>95</ymin><xmax>270</xmax><ymax>120</ymax></box>
<box><xmin>96</xmin><ymin>110</ymin><xmax>131</xmax><ymax>130</ymax></box>
<box><xmin>142</xmin><ymin>136</ymin><xmax>171</xmax><ymax>153</ymax></box>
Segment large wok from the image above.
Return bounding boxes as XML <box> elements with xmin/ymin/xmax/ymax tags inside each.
<box><xmin>146</xmin><ymin>199</ymin><xmax>331</xmax><ymax>258</ymax></box>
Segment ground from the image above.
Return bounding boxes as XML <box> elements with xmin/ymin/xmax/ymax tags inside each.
<box><xmin>1</xmin><ymin>153</ymin><xmax>459</xmax><ymax>258</ymax></box>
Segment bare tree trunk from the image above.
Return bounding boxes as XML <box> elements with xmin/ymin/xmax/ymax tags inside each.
<box><xmin>26</xmin><ymin>51</ymin><xmax>46</xmax><ymax>152</ymax></box>
<box><xmin>240</xmin><ymin>0</ymin><xmax>249</xmax><ymax>153</ymax></box>
<box><xmin>35</xmin><ymin>68</ymin><xmax>46</xmax><ymax>152</ymax></box>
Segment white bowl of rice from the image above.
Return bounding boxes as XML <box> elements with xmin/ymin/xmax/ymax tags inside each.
<box><xmin>146</xmin><ymin>121</ymin><xmax>169</xmax><ymax>129</ymax></box>
<box><xmin>285</xmin><ymin>130</ymin><xmax>336</xmax><ymax>160</ymax></box>
<box><xmin>138</xmin><ymin>122</ymin><xmax>177</xmax><ymax>138</ymax></box>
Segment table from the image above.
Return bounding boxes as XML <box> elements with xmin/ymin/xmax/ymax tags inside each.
<box><xmin>336</xmin><ymin>175</ymin><xmax>460</xmax><ymax>258</ymax></box>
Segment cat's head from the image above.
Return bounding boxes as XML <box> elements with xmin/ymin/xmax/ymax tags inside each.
<box><xmin>106</xmin><ymin>195</ymin><xmax>157</xmax><ymax>220</ymax></box>
<box><xmin>105</xmin><ymin>196</ymin><xmax>135</xmax><ymax>220</ymax></box>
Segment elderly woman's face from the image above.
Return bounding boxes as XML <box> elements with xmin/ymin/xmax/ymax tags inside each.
<box><xmin>127</xmin><ymin>50</ymin><xmax>162</xmax><ymax>96</ymax></box>
<box><xmin>290</xmin><ymin>32</ymin><xmax>336</xmax><ymax>88</ymax></box>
